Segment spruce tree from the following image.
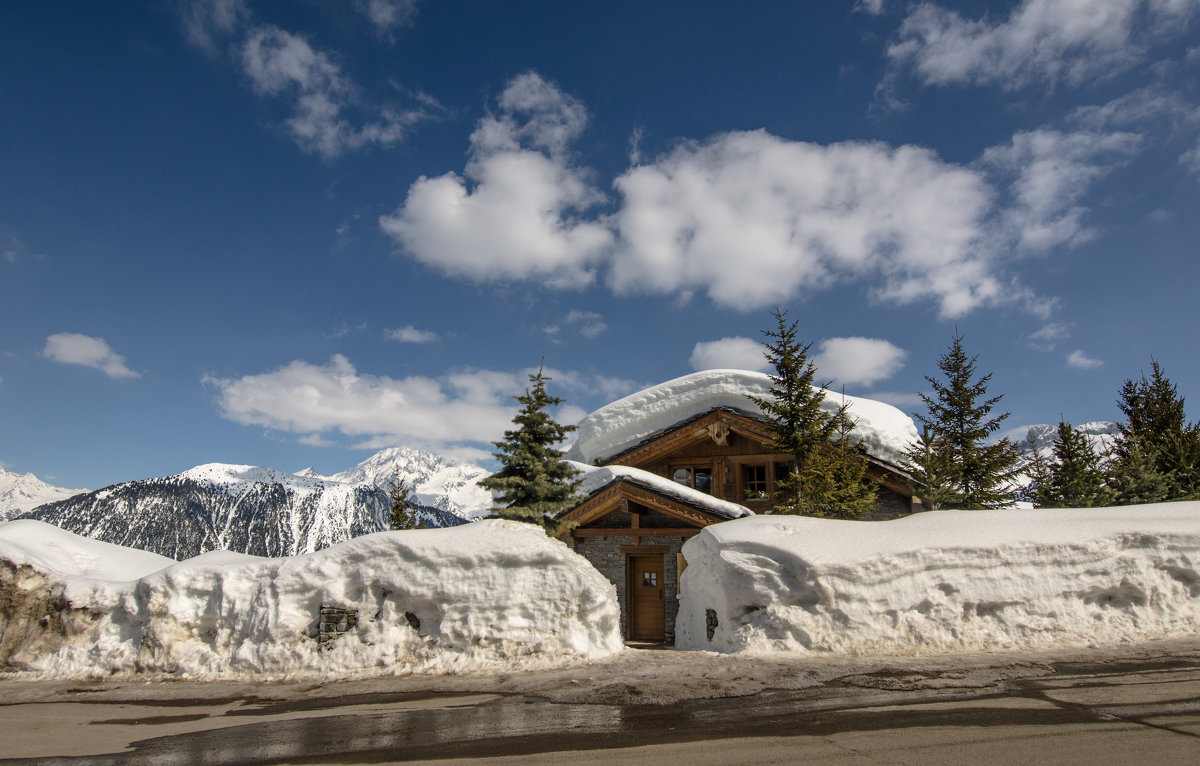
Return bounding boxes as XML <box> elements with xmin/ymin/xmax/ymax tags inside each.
<box><xmin>791</xmin><ymin>414</ymin><xmax>878</xmax><ymax>519</ymax></box>
<box><xmin>386</xmin><ymin>467</ymin><xmax>422</xmax><ymax>530</ymax></box>
<box><xmin>478</xmin><ymin>364</ymin><xmax>582</xmax><ymax>533</ymax></box>
<box><xmin>904</xmin><ymin>332</ymin><xmax>1023</xmax><ymax>510</ymax></box>
<box><xmin>1111</xmin><ymin>360</ymin><xmax>1200</xmax><ymax>502</ymax></box>
<box><xmin>748</xmin><ymin>309</ymin><xmax>853</xmax><ymax>515</ymax></box>
<box><xmin>1035</xmin><ymin>421</ymin><xmax>1112</xmax><ymax>508</ymax></box>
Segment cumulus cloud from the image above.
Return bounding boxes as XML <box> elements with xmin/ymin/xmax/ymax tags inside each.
<box><xmin>981</xmin><ymin>129</ymin><xmax>1143</xmax><ymax>252</ymax></box>
<box><xmin>206</xmin><ymin>355</ymin><xmax>524</xmax><ymax>450</ymax></box>
<box><xmin>380</xmin><ymin>72</ymin><xmax>612</xmax><ymax>287</ymax></box>
<box><xmin>42</xmin><ymin>333</ymin><xmax>139</xmax><ymax>379</ymax></box>
<box><xmin>206</xmin><ymin>357</ymin><xmax>613</xmax><ymax>453</ymax></box>
<box><xmin>1067</xmin><ymin>349</ymin><xmax>1104</xmax><ymax>369</ymax></box>
<box><xmin>887</xmin><ymin>0</ymin><xmax>1197</xmax><ymax>92</ymax></box>
<box><xmin>384</xmin><ymin>325</ymin><xmax>438</xmax><ymax>343</ymax></box>
<box><xmin>689</xmin><ymin>337</ymin><xmax>769</xmax><ymax>372</ymax></box>
<box><xmin>611</xmin><ymin>130</ymin><xmax>1003</xmax><ymax>318</ymax></box>
<box><xmin>812</xmin><ymin>337</ymin><xmax>907</xmax><ymax>387</ymax></box>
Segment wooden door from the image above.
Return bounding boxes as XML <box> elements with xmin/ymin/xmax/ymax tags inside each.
<box><xmin>627</xmin><ymin>554</ymin><xmax>665</xmax><ymax>641</ymax></box>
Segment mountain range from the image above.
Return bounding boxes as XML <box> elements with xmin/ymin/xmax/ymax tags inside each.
<box><xmin>3</xmin><ymin>448</ymin><xmax>494</xmax><ymax>560</ymax></box>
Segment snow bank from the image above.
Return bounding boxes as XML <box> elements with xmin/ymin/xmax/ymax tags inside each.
<box><xmin>566</xmin><ymin>369</ymin><xmax>918</xmax><ymax>467</ymax></box>
<box><xmin>0</xmin><ymin>519</ymin><xmax>622</xmax><ymax>679</ymax></box>
<box><xmin>570</xmin><ymin>461</ymin><xmax>752</xmax><ymax>520</ymax></box>
<box><xmin>677</xmin><ymin>503</ymin><xmax>1200</xmax><ymax>654</ymax></box>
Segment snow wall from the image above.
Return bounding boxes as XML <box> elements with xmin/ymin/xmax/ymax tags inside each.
<box><xmin>0</xmin><ymin>519</ymin><xmax>622</xmax><ymax>679</ymax></box>
<box><xmin>677</xmin><ymin>503</ymin><xmax>1200</xmax><ymax>654</ymax></box>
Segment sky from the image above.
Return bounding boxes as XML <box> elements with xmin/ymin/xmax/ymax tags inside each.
<box><xmin>2</xmin><ymin>0</ymin><xmax>1199</xmax><ymax>490</ymax></box>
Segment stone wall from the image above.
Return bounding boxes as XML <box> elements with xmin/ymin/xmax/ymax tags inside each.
<box><xmin>864</xmin><ymin>484</ymin><xmax>913</xmax><ymax>521</ymax></box>
<box><xmin>572</xmin><ymin>532</ymin><xmax>690</xmax><ymax>644</ymax></box>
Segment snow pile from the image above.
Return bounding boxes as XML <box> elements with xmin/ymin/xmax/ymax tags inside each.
<box><xmin>570</xmin><ymin>461</ymin><xmax>752</xmax><ymax>520</ymax></box>
<box><xmin>677</xmin><ymin>503</ymin><xmax>1200</xmax><ymax>654</ymax></box>
<box><xmin>0</xmin><ymin>519</ymin><xmax>622</xmax><ymax>679</ymax></box>
<box><xmin>566</xmin><ymin>369</ymin><xmax>918</xmax><ymax>467</ymax></box>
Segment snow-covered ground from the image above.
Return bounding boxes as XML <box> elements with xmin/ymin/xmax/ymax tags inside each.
<box><xmin>0</xmin><ymin>519</ymin><xmax>621</xmax><ymax>679</ymax></box>
<box><xmin>677</xmin><ymin>502</ymin><xmax>1200</xmax><ymax>654</ymax></box>
<box><xmin>566</xmin><ymin>369</ymin><xmax>919</xmax><ymax>467</ymax></box>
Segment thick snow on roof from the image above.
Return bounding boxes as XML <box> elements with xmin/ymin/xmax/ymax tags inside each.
<box><xmin>566</xmin><ymin>369</ymin><xmax>919</xmax><ymax>467</ymax></box>
<box><xmin>0</xmin><ymin>519</ymin><xmax>622</xmax><ymax>678</ymax></box>
<box><xmin>677</xmin><ymin>502</ymin><xmax>1200</xmax><ymax>654</ymax></box>
<box><xmin>570</xmin><ymin>461</ymin><xmax>752</xmax><ymax>521</ymax></box>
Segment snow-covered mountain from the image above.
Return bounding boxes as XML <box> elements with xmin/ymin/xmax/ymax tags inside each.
<box><xmin>19</xmin><ymin>451</ymin><xmax>483</xmax><ymax>560</ymax></box>
<box><xmin>1018</xmin><ymin>422</ymin><xmax>1120</xmax><ymax>462</ymax></box>
<box><xmin>0</xmin><ymin>466</ymin><xmax>85</xmax><ymax>522</ymax></box>
<box><xmin>308</xmin><ymin>446</ymin><xmax>494</xmax><ymax>520</ymax></box>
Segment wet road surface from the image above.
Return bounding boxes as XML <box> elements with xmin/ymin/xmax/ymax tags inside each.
<box><xmin>3</xmin><ymin>649</ymin><xmax>1200</xmax><ymax>764</ymax></box>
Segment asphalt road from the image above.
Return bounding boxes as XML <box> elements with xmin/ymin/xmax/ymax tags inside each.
<box><xmin>2</xmin><ymin>641</ymin><xmax>1199</xmax><ymax>764</ymax></box>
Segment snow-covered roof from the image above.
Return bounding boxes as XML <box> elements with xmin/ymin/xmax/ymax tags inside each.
<box><xmin>569</xmin><ymin>461</ymin><xmax>753</xmax><ymax>521</ymax></box>
<box><xmin>565</xmin><ymin>369</ymin><xmax>919</xmax><ymax>467</ymax></box>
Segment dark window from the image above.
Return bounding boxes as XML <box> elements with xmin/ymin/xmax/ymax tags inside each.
<box><xmin>743</xmin><ymin>464</ymin><xmax>768</xmax><ymax>499</ymax></box>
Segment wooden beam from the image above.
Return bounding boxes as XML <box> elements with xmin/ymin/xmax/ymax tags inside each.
<box><xmin>571</xmin><ymin>527</ymin><xmax>702</xmax><ymax>538</ymax></box>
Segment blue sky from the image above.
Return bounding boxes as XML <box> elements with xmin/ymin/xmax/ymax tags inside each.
<box><xmin>3</xmin><ymin>0</ymin><xmax>1199</xmax><ymax>489</ymax></box>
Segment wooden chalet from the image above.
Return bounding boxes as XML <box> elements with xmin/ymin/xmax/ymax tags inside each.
<box><xmin>560</xmin><ymin>402</ymin><xmax>924</xmax><ymax>644</ymax></box>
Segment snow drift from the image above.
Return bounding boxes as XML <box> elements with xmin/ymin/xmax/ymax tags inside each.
<box><xmin>677</xmin><ymin>503</ymin><xmax>1200</xmax><ymax>654</ymax></box>
<box><xmin>0</xmin><ymin>519</ymin><xmax>622</xmax><ymax>679</ymax></box>
<box><xmin>566</xmin><ymin>369</ymin><xmax>918</xmax><ymax>467</ymax></box>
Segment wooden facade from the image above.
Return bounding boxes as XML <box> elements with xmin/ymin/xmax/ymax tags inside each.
<box><xmin>560</xmin><ymin>406</ymin><xmax>925</xmax><ymax>643</ymax></box>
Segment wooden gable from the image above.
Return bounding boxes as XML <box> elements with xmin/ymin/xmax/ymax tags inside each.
<box><xmin>557</xmin><ymin>479</ymin><xmax>730</xmax><ymax>541</ymax></box>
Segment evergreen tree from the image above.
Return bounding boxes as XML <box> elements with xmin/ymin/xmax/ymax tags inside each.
<box><xmin>1108</xmin><ymin>436</ymin><xmax>1171</xmax><ymax>505</ymax></box>
<box><xmin>791</xmin><ymin>414</ymin><xmax>878</xmax><ymax>519</ymax></box>
<box><xmin>386</xmin><ymin>467</ymin><xmax>422</xmax><ymax>530</ymax></box>
<box><xmin>748</xmin><ymin>309</ymin><xmax>853</xmax><ymax>515</ymax></box>
<box><xmin>478</xmin><ymin>364</ymin><xmax>582</xmax><ymax>533</ymax></box>
<box><xmin>1111</xmin><ymin>361</ymin><xmax>1200</xmax><ymax>502</ymax></box>
<box><xmin>1034</xmin><ymin>421</ymin><xmax>1113</xmax><ymax>508</ymax></box>
<box><xmin>904</xmin><ymin>332</ymin><xmax>1023</xmax><ymax>509</ymax></box>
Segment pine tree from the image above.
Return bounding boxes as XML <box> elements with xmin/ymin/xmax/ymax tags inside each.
<box><xmin>1034</xmin><ymin>421</ymin><xmax>1112</xmax><ymax>508</ymax></box>
<box><xmin>386</xmin><ymin>467</ymin><xmax>422</xmax><ymax>530</ymax></box>
<box><xmin>1108</xmin><ymin>436</ymin><xmax>1171</xmax><ymax>505</ymax></box>
<box><xmin>1111</xmin><ymin>360</ymin><xmax>1200</xmax><ymax>502</ymax></box>
<box><xmin>791</xmin><ymin>414</ymin><xmax>878</xmax><ymax>519</ymax></box>
<box><xmin>748</xmin><ymin>309</ymin><xmax>853</xmax><ymax>515</ymax></box>
<box><xmin>904</xmin><ymin>332</ymin><xmax>1023</xmax><ymax>510</ymax></box>
<box><xmin>478</xmin><ymin>364</ymin><xmax>582</xmax><ymax>533</ymax></box>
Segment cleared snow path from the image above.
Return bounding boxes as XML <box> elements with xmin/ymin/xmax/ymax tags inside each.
<box><xmin>678</xmin><ymin>503</ymin><xmax>1200</xmax><ymax>654</ymax></box>
<box><xmin>0</xmin><ymin>519</ymin><xmax>622</xmax><ymax>679</ymax></box>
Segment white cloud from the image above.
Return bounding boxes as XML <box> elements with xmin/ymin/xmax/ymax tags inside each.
<box><xmin>206</xmin><ymin>355</ymin><xmax>525</xmax><ymax>450</ymax></box>
<box><xmin>1067</xmin><ymin>349</ymin><xmax>1104</xmax><ymax>369</ymax></box>
<box><xmin>180</xmin><ymin>0</ymin><xmax>248</xmax><ymax>51</ymax></box>
<box><xmin>1029</xmin><ymin>322</ymin><xmax>1070</xmax><ymax>351</ymax></box>
<box><xmin>242</xmin><ymin>26</ymin><xmax>435</xmax><ymax>158</ymax></box>
<box><xmin>42</xmin><ymin>333</ymin><xmax>139</xmax><ymax>379</ymax></box>
<box><xmin>384</xmin><ymin>325</ymin><xmax>438</xmax><ymax>343</ymax></box>
<box><xmin>812</xmin><ymin>337</ymin><xmax>907</xmax><ymax>387</ymax></box>
<box><xmin>855</xmin><ymin>0</ymin><xmax>886</xmax><ymax>15</ymax></box>
<box><xmin>611</xmin><ymin>130</ymin><xmax>1005</xmax><ymax>318</ymax></box>
<box><xmin>206</xmin><ymin>357</ymin><xmax>607</xmax><ymax>453</ymax></box>
<box><xmin>689</xmin><ymin>337</ymin><xmax>769</xmax><ymax>373</ymax></box>
<box><xmin>888</xmin><ymin>0</ymin><xmax>1197</xmax><ymax>91</ymax></box>
<box><xmin>563</xmin><ymin>310</ymin><xmax>607</xmax><ymax>338</ymax></box>
<box><xmin>380</xmin><ymin>72</ymin><xmax>612</xmax><ymax>288</ymax></box>
<box><xmin>982</xmin><ymin>129</ymin><xmax>1143</xmax><ymax>252</ymax></box>
<box><xmin>357</xmin><ymin>0</ymin><xmax>418</xmax><ymax>33</ymax></box>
